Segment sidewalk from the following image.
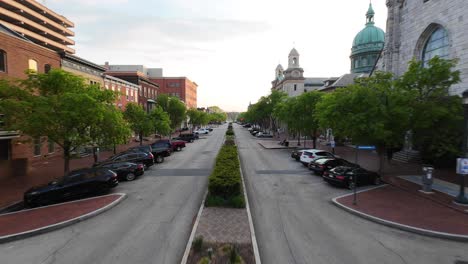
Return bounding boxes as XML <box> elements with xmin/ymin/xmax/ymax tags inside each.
<box><xmin>0</xmin><ymin>193</ymin><xmax>126</xmax><ymax>243</ymax></box>
<box><xmin>333</xmin><ymin>185</ymin><xmax>468</xmax><ymax>240</ymax></box>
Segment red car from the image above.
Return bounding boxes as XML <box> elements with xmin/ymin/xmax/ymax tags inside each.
<box><xmin>155</xmin><ymin>139</ymin><xmax>186</xmax><ymax>152</ymax></box>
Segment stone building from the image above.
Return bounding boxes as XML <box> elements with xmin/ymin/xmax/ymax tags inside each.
<box><xmin>380</xmin><ymin>0</ymin><xmax>468</xmax><ymax>95</ymax></box>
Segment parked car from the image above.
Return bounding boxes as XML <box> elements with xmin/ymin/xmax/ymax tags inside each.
<box><xmin>250</xmin><ymin>130</ymin><xmax>260</xmax><ymax>136</ymax></box>
<box><xmin>194</xmin><ymin>128</ymin><xmax>209</xmax><ymax>134</ymax></box>
<box><xmin>97</xmin><ymin>162</ymin><xmax>144</xmax><ymax>181</ymax></box>
<box><xmin>126</xmin><ymin>145</ymin><xmax>152</xmax><ymax>154</ymax></box>
<box><xmin>150</xmin><ymin>141</ymin><xmax>173</xmax><ymax>160</ymax></box>
<box><xmin>95</xmin><ymin>151</ymin><xmax>155</xmax><ymax>168</ymax></box>
<box><xmin>299</xmin><ymin>149</ymin><xmax>336</xmax><ymax>166</ymax></box>
<box><xmin>291</xmin><ymin>148</ymin><xmax>308</xmax><ymax>161</ymax></box>
<box><xmin>243</xmin><ymin>124</ymin><xmax>252</xmax><ymax>128</ymax></box>
<box><xmin>174</xmin><ymin>133</ymin><xmax>199</xmax><ymax>143</ymax></box>
<box><xmin>206</xmin><ymin>127</ymin><xmax>214</xmax><ymax>132</ymax></box>
<box><xmin>308</xmin><ymin>158</ymin><xmax>359</xmax><ymax>175</ymax></box>
<box><xmin>155</xmin><ymin>139</ymin><xmax>186</xmax><ymax>152</ymax></box>
<box><xmin>323</xmin><ymin>166</ymin><xmax>381</xmax><ymax>189</ymax></box>
<box><xmin>24</xmin><ymin>168</ymin><xmax>118</xmax><ymax>207</ymax></box>
<box><xmin>256</xmin><ymin>132</ymin><xmax>273</xmax><ymax>138</ymax></box>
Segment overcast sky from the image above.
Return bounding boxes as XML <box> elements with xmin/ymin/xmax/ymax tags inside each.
<box><xmin>46</xmin><ymin>0</ymin><xmax>387</xmax><ymax>112</ymax></box>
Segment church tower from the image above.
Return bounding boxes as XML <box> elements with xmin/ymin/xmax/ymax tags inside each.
<box><xmin>288</xmin><ymin>48</ymin><xmax>300</xmax><ymax>69</ymax></box>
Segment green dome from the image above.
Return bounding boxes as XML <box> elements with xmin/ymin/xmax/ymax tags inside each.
<box><xmin>352</xmin><ymin>25</ymin><xmax>385</xmax><ymax>52</ymax></box>
<box><xmin>350</xmin><ymin>3</ymin><xmax>385</xmax><ymax>74</ymax></box>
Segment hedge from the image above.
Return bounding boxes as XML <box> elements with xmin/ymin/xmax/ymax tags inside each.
<box><xmin>206</xmin><ymin>129</ymin><xmax>245</xmax><ymax>208</ymax></box>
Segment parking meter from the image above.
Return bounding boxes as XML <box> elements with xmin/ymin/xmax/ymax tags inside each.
<box><xmin>422</xmin><ymin>166</ymin><xmax>434</xmax><ymax>193</ymax></box>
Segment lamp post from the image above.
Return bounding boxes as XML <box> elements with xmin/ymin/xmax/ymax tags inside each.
<box><xmin>455</xmin><ymin>90</ymin><xmax>468</xmax><ymax>205</ymax></box>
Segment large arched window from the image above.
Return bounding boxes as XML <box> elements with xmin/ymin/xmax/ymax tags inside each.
<box><xmin>422</xmin><ymin>27</ymin><xmax>449</xmax><ymax>67</ymax></box>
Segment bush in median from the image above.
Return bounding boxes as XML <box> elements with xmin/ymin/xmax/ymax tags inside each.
<box><xmin>206</xmin><ymin>142</ymin><xmax>245</xmax><ymax>208</ymax></box>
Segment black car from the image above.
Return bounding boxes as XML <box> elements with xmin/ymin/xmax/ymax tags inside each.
<box><xmin>291</xmin><ymin>148</ymin><xmax>307</xmax><ymax>161</ymax></box>
<box><xmin>95</xmin><ymin>151</ymin><xmax>154</xmax><ymax>168</ymax></box>
<box><xmin>24</xmin><ymin>168</ymin><xmax>118</xmax><ymax>207</ymax></box>
<box><xmin>150</xmin><ymin>141</ymin><xmax>173</xmax><ymax>161</ymax></box>
<box><xmin>308</xmin><ymin>158</ymin><xmax>359</xmax><ymax>175</ymax></box>
<box><xmin>126</xmin><ymin>145</ymin><xmax>166</xmax><ymax>164</ymax></box>
<box><xmin>98</xmin><ymin>162</ymin><xmax>144</xmax><ymax>181</ymax></box>
<box><xmin>174</xmin><ymin>133</ymin><xmax>199</xmax><ymax>143</ymax></box>
<box><xmin>323</xmin><ymin>166</ymin><xmax>381</xmax><ymax>189</ymax></box>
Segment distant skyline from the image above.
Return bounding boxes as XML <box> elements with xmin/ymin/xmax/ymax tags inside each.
<box><xmin>46</xmin><ymin>0</ymin><xmax>387</xmax><ymax>112</ymax></box>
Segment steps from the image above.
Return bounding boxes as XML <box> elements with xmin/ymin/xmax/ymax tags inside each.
<box><xmin>392</xmin><ymin>150</ymin><xmax>422</xmax><ymax>163</ymax></box>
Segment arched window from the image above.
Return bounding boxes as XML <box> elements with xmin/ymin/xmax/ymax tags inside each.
<box><xmin>28</xmin><ymin>59</ymin><xmax>38</xmax><ymax>72</ymax></box>
<box><xmin>422</xmin><ymin>27</ymin><xmax>449</xmax><ymax>67</ymax></box>
<box><xmin>354</xmin><ymin>59</ymin><xmax>359</xmax><ymax>69</ymax></box>
<box><xmin>44</xmin><ymin>64</ymin><xmax>51</xmax><ymax>73</ymax></box>
<box><xmin>0</xmin><ymin>50</ymin><xmax>6</xmax><ymax>72</ymax></box>
<box><xmin>293</xmin><ymin>58</ymin><xmax>297</xmax><ymax>65</ymax></box>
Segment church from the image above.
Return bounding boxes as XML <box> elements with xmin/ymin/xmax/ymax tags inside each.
<box><xmin>379</xmin><ymin>0</ymin><xmax>468</xmax><ymax>95</ymax></box>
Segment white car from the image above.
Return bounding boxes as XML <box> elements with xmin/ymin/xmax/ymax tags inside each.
<box><xmin>299</xmin><ymin>149</ymin><xmax>336</xmax><ymax>166</ymax></box>
<box><xmin>194</xmin><ymin>128</ymin><xmax>209</xmax><ymax>134</ymax></box>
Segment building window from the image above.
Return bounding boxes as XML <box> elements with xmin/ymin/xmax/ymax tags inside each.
<box><xmin>48</xmin><ymin>138</ymin><xmax>55</xmax><ymax>153</ymax></box>
<box><xmin>28</xmin><ymin>59</ymin><xmax>38</xmax><ymax>72</ymax></box>
<box><xmin>294</xmin><ymin>84</ymin><xmax>297</xmax><ymax>91</ymax></box>
<box><xmin>354</xmin><ymin>59</ymin><xmax>359</xmax><ymax>69</ymax></box>
<box><xmin>44</xmin><ymin>64</ymin><xmax>51</xmax><ymax>73</ymax></box>
<box><xmin>33</xmin><ymin>137</ymin><xmax>41</xmax><ymax>156</ymax></box>
<box><xmin>167</xmin><ymin>82</ymin><xmax>180</xmax><ymax>88</ymax></box>
<box><xmin>0</xmin><ymin>50</ymin><xmax>6</xmax><ymax>72</ymax></box>
<box><xmin>422</xmin><ymin>26</ymin><xmax>449</xmax><ymax>67</ymax></box>
<box><xmin>362</xmin><ymin>57</ymin><xmax>368</xmax><ymax>66</ymax></box>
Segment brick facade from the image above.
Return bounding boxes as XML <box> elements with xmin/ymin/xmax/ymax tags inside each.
<box><xmin>0</xmin><ymin>31</ymin><xmax>60</xmax><ymax>79</ymax></box>
<box><xmin>104</xmin><ymin>75</ymin><xmax>140</xmax><ymax>110</ymax></box>
<box><xmin>150</xmin><ymin>77</ymin><xmax>198</xmax><ymax>108</ymax></box>
<box><xmin>0</xmin><ymin>29</ymin><xmax>62</xmax><ymax>165</ymax></box>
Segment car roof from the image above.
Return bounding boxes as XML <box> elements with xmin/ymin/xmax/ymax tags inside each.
<box><xmin>315</xmin><ymin>158</ymin><xmax>335</xmax><ymax>164</ymax></box>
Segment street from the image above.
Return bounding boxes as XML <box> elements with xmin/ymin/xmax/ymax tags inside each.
<box><xmin>235</xmin><ymin>124</ymin><xmax>468</xmax><ymax>264</ymax></box>
<box><xmin>0</xmin><ymin>126</ymin><xmax>226</xmax><ymax>264</ymax></box>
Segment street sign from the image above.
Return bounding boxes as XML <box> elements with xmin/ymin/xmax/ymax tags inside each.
<box><xmin>356</xmin><ymin>145</ymin><xmax>376</xmax><ymax>150</ymax></box>
<box><xmin>456</xmin><ymin>158</ymin><xmax>468</xmax><ymax>174</ymax></box>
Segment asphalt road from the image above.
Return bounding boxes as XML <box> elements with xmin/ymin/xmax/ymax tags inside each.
<box><xmin>235</xmin><ymin>124</ymin><xmax>468</xmax><ymax>264</ymax></box>
<box><xmin>0</xmin><ymin>126</ymin><xmax>226</xmax><ymax>264</ymax></box>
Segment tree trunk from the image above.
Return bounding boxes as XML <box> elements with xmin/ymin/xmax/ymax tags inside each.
<box><xmin>93</xmin><ymin>147</ymin><xmax>98</xmax><ymax>163</ymax></box>
<box><xmin>377</xmin><ymin>145</ymin><xmax>386</xmax><ymax>177</ymax></box>
<box><xmin>312</xmin><ymin>129</ymin><xmax>317</xmax><ymax>149</ymax></box>
<box><xmin>63</xmin><ymin>143</ymin><xmax>70</xmax><ymax>175</ymax></box>
<box><xmin>139</xmin><ymin>132</ymin><xmax>143</xmax><ymax>146</ymax></box>
<box><xmin>113</xmin><ymin>144</ymin><xmax>116</xmax><ymax>155</ymax></box>
<box><xmin>297</xmin><ymin>131</ymin><xmax>301</xmax><ymax>146</ymax></box>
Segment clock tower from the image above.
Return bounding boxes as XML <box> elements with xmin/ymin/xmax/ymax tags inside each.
<box><xmin>273</xmin><ymin>47</ymin><xmax>305</xmax><ymax>97</ymax></box>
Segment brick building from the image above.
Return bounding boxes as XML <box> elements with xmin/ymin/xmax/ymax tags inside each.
<box><xmin>104</xmin><ymin>75</ymin><xmax>140</xmax><ymax>109</ymax></box>
<box><xmin>104</xmin><ymin>71</ymin><xmax>159</xmax><ymax>112</ymax></box>
<box><xmin>150</xmin><ymin>77</ymin><xmax>198</xmax><ymax>109</ymax></box>
<box><xmin>60</xmin><ymin>52</ymin><xmax>106</xmax><ymax>86</ymax></box>
<box><xmin>0</xmin><ymin>23</ymin><xmax>62</xmax><ymax>166</ymax></box>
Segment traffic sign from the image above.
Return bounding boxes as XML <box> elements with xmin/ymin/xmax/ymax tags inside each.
<box><xmin>456</xmin><ymin>158</ymin><xmax>468</xmax><ymax>174</ymax></box>
<box><xmin>356</xmin><ymin>145</ymin><xmax>376</xmax><ymax>150</ymax></box>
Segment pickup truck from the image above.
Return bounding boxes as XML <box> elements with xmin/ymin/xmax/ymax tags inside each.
<box><xmin>154</xmin><ymin>139</ymin><xmax>186</xmax><ymax>151</ymax></box>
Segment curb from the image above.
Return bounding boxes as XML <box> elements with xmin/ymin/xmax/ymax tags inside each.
<box><xmin>257</xmin><ymin>142</ymin><xmax>296</xmax><ymax>150</ymax></box>
<box><xmin>180</xmin><ymin>191</ymin><xmax>207</xmax><ymax>264</ymax></box>
<box><xmin>331</xmin><ymin>186</ymin><xmax>468</xmax><ymax>242</ymax></box>
<box><xmin>0</xmin><ymin>193</ymin><xmax>127</xmax><ymax>244</ymax></box>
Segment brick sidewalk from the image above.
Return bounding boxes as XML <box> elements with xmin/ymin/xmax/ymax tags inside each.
<box><xmin>0</xmin><ymin>194</ymin><xmax>122</xmax><ymax>239</ymax></box>
<box><xmin>335</xmin><ymin>185</ymin><xmax>468</xmax><ymax>237</ymax></box>
<box><xmin>195</xmin><ymin>207</ymin><xmax>251</xmax><ymax>244</ymax></box>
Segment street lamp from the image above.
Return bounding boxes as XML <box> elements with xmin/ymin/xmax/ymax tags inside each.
<box><xmin>455</xmin><ymin>90</ymin><xmax>468</xmax><ymax>205</ymax></box>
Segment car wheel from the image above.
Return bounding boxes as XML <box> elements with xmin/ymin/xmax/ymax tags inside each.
<box><xmin>347</xmin><ymin>180</ymin><xmax>355</xmax><ymax>190</ymax></box>
<box><xmin>373</xmin><ymin>176</ymin><xmax>381</xmax><ymax>185</ymax></box>
<box><xmin>155</xmin><ymin>155</ymin><xmax>164</xmax><ymax>163</ymax></box>
<box><xmin>189</xmin><ymin>139</ymin><xmax>194</xmax><ymax>143</ymax></box>
<box><xmin>125</xmin><ymin>173</ymin><xmax>136</xmax><ymax>181</ymax></box>
<box><xmin>176</xmin><ymin>146</ymin><xmax>182</xmax><ymax>151</ymax></box>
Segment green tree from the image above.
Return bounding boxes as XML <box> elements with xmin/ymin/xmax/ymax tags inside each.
<box><xmin>90</xmin><ymin>105</ymin><xmax>132</xmax><ymax>159</ymax></box>
<box><xmin>156</xmin><ymin>94</ymin><xmax>187</xmax><ymax>134</ymax></box>
<box><xmin>187</xmin><ymin>108</ymin><xmax>210</xmax><ymax>131</ymax></box>
<box><xmin>0</xmin><ymin>69</ymin><xmax>119</xmax><ymax>174</ymax></box>
<box><xmin>397</xmin><ymin>57</ymin><xmax>462</xmax><ymax>166</ymax></box>
<box><xmin>150</xmin><ymin>105</ymin><xmax>171</xmax><ymax>137</ymax></box>
<box><xmin>124</xmin><ymin>103</ymin><xmax>154</xmax><ymax>146</ymax></box>
<box><xmin>316</xmin><ymin>72</ymin><xmax>413</xmax><ymax>174</ymax></box>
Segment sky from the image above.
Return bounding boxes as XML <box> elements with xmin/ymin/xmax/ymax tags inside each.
<box><xmin>45</xmin><ymin>0</ymin><xmax>387</xmax><ymax>112</ymax></box>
